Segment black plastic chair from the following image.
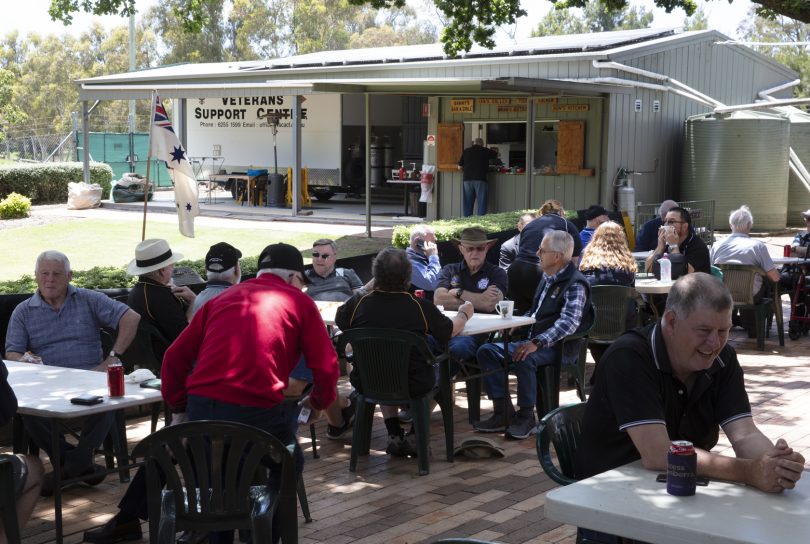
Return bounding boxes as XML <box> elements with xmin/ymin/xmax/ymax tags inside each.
<box><xmin>0</xmin><ymin>454</ymin><xmax>21</xmax><ymax>544</ymax></box>
<box><xmin>587</xmin><ymin>285</ymin><xmax>638</xmax><ymax>377</ymax></box>
<box><xmin>337</xmin><ymin>328</ymin><xmax>454</xmax><ymax>476</ymax></box>
<box><xmin>121</xmin><ymin>320</ymin><xmax>171</xmax><ymax>433</ymax></box>
<box><xmin>533</xmin><ymin>304</ymin><xmax>595</xmax><ymax>417</ymax></box>
<box><xmin>535</xmin><ymin>402</ymin><xmax>587</xmax><ymax>485</ymax></box>
<box><xmin>131</xmin><ymin>420</ymin><xmax>298</xmax><ymax>544</ymax></box>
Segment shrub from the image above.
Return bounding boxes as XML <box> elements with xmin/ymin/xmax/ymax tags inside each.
<box><xmin>0</xmin><ymin>162</ymin><xmax>113</xmax><ymax>204</ymax></box>
<box><xmin>391</xmin><ymin>210</ymin><xmax>531</xmax><ymax>248</ymax></box>
<box><xmin>0</xmin><ymin>192</ymin><xmax>31</xmax><ymax>219</ymax></box>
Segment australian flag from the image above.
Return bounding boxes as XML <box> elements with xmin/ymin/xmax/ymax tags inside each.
<box><xmin>150</xmin><ymin>95</ymin><xmax>199</xmax><ymax>237</ymax></box>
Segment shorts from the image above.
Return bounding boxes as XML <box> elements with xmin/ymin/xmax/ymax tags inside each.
<box><xmin>1</xmin><ymin>453</ymin><xmax>28</xmax><ymax>497</ymax></box>
<box><xmin>289</xmin><ymin>356</ymin><xmax>313</xmax><ymax>383</ymax></box>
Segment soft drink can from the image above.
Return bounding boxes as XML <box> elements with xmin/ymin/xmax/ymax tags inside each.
<box><xmin>414</xmin><ymin>289</ymin><xmax>425</xmax><ymax>299</ymax></box>
<box><xmin>667</xmin><ymin>440</ymin><xmax>697</xmax><ymax>496</ymax></box>
<box><xmin>784</xmin><ymin>245</ymin><xmax>792</xmax><ymax>257</ymax></box>
<box><xmin>107</xmin><ymin>361</ymin><xmax>125</xmax><ymax>398</ymax></box>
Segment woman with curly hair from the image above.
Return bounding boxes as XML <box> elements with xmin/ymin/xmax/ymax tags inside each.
<box><xmin>579</xmin><ymin>221</ymin><xmax>638</xmax><ymax>367</ymax></box>
<box><xmin>508</xmin><ymin>199</ymin><xmax>583</xmax><ymax>313</ymax></box>
<box><xmin>578</xmin><ymin>221</ymin><xmax>637</xmax><ymax>287</ymax></box>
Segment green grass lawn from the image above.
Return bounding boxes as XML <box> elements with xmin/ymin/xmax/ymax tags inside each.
<box><xmin>1</xmin><ymin>217</ymin><xmax>389</xmax><ymax>281</ymax></box>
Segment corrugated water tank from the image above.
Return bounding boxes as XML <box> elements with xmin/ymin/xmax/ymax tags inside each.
<box><xmin>785</xmin><ymin>108</ymin><xmax>810</xmax><ymax>226</ymax></box>
<box><xmin>681</xmin><ymin>111</ymin><xmax>790</xmax><ymax>231</ymax></box>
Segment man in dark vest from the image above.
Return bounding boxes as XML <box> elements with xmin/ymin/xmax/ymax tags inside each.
<box><xmin>474</xmin><ymin>230</ymin><xmax>591</xmax><ymax>439</ymax></box>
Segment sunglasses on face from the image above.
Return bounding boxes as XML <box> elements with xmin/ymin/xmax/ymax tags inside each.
<box><xmin>664</xmin><ymin>220</ymin><xmax>685</xmax><ymax>225</ymax></box>
<box><xmin>462</xmin><ymin>245</ymin><xmax>487</xmax><ymax>253</ymax></box>
<box><xmin>311</xmin><ymin>252</ymin><xmax>333</xmax><ymax>259</ymax></box>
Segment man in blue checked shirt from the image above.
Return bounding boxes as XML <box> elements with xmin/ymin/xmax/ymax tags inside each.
<box><xmin>5</xmin><ymin>250</ymin><xmax>140</xmax><ymax>495</ymax></box>
<box><xmin>475</xmin><ymin>230</ymin><xmax>591</xmax><ymax>439</ymax></box>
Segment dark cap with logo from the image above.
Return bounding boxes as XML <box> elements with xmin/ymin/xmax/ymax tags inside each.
<box><xmin>205</xmin><ymin>242</ymin><xmax>242</xmax><ymax>272</ymax></box>
<box><xmin>257</xmin><ymin>243</ymin><xmax>310</xmax><ymax>282</ymax></box>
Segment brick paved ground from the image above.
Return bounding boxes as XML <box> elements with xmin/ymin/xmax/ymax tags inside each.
<box><xmin>16</xmin><ymin>316</ymin><xmax>810</xmax><ymax>544</ymax></box>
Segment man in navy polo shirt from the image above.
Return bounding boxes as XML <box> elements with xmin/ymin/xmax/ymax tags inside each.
<box><xmin>574</xmin><ymin>273</ymin><xmax>805</xmax><ymax>543</ymax></box>
<box><xmin>434</xmin><ymin>227</ymin><xmax>508</xmax><ymax>364</ymax></box>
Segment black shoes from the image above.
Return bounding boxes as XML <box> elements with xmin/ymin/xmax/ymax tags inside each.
<box><xmin>326</xmin><ymin>395</ymin><xmax>356</xmax><ymax>439</ymax></box>
<box><xmin>41</xmin><ymin>464</ymin><xmax>107</xmax><ymax>497</ymax></box>
<box><xmin>83</xmin><ymin>516</ymin><xmax>142</xmax><ymax>543</ymax></box>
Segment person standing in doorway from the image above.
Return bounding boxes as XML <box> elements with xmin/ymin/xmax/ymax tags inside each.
<box><xmin>458</xmin><ymin>138</ymin><xmax>498</xmax><ymax>217</ymax></box>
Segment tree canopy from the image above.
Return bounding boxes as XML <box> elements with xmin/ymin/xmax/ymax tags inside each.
<box><xmin>45</xmin><ymin>0</ymin><xmax>810</xmax><ymax>56</ymax></box>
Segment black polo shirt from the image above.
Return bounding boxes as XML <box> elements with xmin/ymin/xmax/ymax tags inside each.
<box><xmin>574</xmin><ymin>322</ymin><xmax>751</xmax><ymax>479</ymax></box>
<box><xmin>437</xmin><ymin>260</ymin><xmax>508</xmax><ymax>299</ymax></box>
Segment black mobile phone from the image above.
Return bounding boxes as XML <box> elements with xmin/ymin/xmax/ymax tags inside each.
<box><xmin>416</xmin><ymin>239</ymin><xmax>425</xmax><ymax>249</ymax></box>
<box><xmin>139</xmin><ymin>378</ymin><xmax>162</xmax><ymax>390</ymax></box>
<box><xmin>656</xmin><ymin>473</ymin><xmax>709</xmax><ymax>486</ymax></box>
<box><xmin>70</xmin><ymin>394</ymin><xmax>104</xmax><ymax>406</ymax></box>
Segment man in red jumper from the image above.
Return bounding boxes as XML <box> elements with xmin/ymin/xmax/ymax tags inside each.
<box><xmin>162</xmin><ymin>242</ymin><xmax>339</xmax><ymax>462</ymax></box>
<box><xmin>85</xmin><ymin>243</ymin><xmax>337</xmax><ymax>544</ymax></box>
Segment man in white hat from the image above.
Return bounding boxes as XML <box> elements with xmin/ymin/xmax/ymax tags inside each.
<box><xmin>126</xmin><ymin>239</ymin><xmax>197</xmax><ymax>360</ymax></box>
<box><xmin>5</xmin><ymin>250</ymin><xmax>141</xmax><ymax>494</ymax></box>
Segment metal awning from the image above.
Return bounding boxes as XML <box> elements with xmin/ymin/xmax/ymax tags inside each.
<box><xmin>79</xmin><ymin>76</ymin><xmax>627</xmax><ymax>101</ymax></box>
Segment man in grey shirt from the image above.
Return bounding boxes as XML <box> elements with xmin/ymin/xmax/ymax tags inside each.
<box><xmin>711</xmin><ymin>205</ymin><xmax>779</xmax><ymax>336</ymax></box>
<box><xmin>305</xmin><ymin>239</ymin><xmax>364</xmax><ymax>301</ymax></box>
<box><xmin>191</xmin><ymin>242</ymin><xmax>242</xmax><ymax>317</ymax></box>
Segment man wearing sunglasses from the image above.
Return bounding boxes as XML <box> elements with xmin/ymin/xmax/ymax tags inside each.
<box><xmin>645</xmin><ymin>206</ymin><xmax>710</xmax><ymax>278</ymax></box>
<box><xmin>305</xmin><ymin>238</ymin><xmax>365</xmax><ymax>302</ymax></box>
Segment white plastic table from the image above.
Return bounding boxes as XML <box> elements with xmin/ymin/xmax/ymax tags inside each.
<box><xmin>634</xmin><ymin>278</ymin><xmax>674</xmax><ymax>295</ymax></box>
<box><xmin>4</xmin><ymin>360</ymin><xmax>163</xmax><ymax>544</ymax></box>
<box><xmin>545</xmin><ymin>461</ymin><xmax>810</xmax><ymax>544</ymax></box>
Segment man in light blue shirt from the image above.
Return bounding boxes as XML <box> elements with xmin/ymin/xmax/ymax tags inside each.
<box><xmin>5</xmin><ymin>250</ymin><xmax>140</xmax><ymax>493</ymax></box>
<box><xmin>406</xmin><ymin>225</ymin><xmax>442</xmax><ymax>299</ymax></box>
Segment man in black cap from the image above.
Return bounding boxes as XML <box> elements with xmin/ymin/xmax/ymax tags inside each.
<box><xmin>579</xmin><ymin>204</ymin><xmax>609</xmax><ymax>248</ymax></box>
<box><xmin>190</xmin><ymin>242</ymin><xmax>242</xmax><ymax>317</ymax></box>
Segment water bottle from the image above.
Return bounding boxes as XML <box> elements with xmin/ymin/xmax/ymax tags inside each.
<box><xmin>659</xmin><ymin>253</ymin><xmax>672</xmax><ymax>283</ymax></box>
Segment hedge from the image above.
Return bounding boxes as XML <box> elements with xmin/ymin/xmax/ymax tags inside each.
<box><xmin>390</xmin><ymin>209</ymin><xmax>577</xmax><ymax>248</ymax></box>
<box><xmin>0</xmin><ymin>256</ymin><xmax>261</xmax><ymax>295</ymax></box>
<box><xmin>0</xmin><ymin>162</ymin><xmax>114</xmax><ymax>203</ymax></box>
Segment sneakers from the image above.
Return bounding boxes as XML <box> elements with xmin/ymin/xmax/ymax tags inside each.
<box><xmin>473</xmin><ymin>405</ymin><xmax>516</xmax><ymax>433</ymax></box>
<box><xmin>386</xmin><ymin>433</ymin><xmax>409</xmax><ymax>457</ymax></box>
<box><xmin>326</xmin><ymin>394</ymin><xmax>356</xmax><ymax>439</ymax></box>
<box><xmin>505</xmin><ymin>411</ymin><xmax>537</xmax><ymax>440</ymax></box>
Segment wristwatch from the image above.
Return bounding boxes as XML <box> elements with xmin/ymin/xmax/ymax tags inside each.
<box><xmin>109</xmin><ymin>350</ymin><xmax>118</xmax><ymax>359</ymax></box>
<box><xmin>668</xmin><ymin>243</ymin><xmax>679</xmax><ymax>252</ymax></box>
<box><xmin>531</xmin><ymin>338</ymin><xmax>542</xmax><ymax>347</ymax></box>
<box><xmin>455</xmin><ymin>288</ymin><xmax>463</xmax><ymax>299</ymax></box>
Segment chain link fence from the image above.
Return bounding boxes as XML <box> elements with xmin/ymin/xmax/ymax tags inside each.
<box><xmin>0</xmin><ymin>132</ymin><xmax>76</xmax><ymax>163</ymax></box>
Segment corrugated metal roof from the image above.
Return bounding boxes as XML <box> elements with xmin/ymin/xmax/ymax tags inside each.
<box><xmin>79</xmin><ymin>28</ymin><xmax>678</xmax><ymax>85</ymax></box>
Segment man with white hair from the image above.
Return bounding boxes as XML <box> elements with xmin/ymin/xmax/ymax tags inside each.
<box><xmin>458</xmin><ymin>138</ymin><xmax>498</xmax><ymax>217</ymax></box>
<box><xmin>635</xmin><ymin>199</ymin><xmax>679</xmax><ymax>251</ymax></box>
<box><xmin>190</xmin><ymin>242</ymin><xmax>242</xmax><ymax>317</ymax></box>
<box><xmin>5</xmin><ymin>250</ymin><xmax>140</xmax><ymax>494</ymax></box>
<box><xmin>475</xmin><ymin>231</ymin><xmax>591</xmax><ymax>439</ymax></box>
<box><xmin>711</xmin><ymin>205</ymin><xmax>779</xmax><ymax>337</ymax></box>
<box><xmin>407</xmin><ymin>225</ymin><xmax>442</xmax><ymax>298</ymax></box>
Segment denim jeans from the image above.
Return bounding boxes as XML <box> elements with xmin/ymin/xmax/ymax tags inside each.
<box><xmin>476</xmin><ymin>341</ymin><xmax>555</xmax><ymax>408</ymax></box>
<box><xmin>463</xmin><ymin>180</ymin><xmax>488</xmax><ymax>216</ymax></box>
<box><xmin>448</xmin><ymin>334</ymin><xmax>487</xmax><ymax>363</ymax></box>
<box><xmin>22</xmin><ymin>412</ymin><xmax>114</xmax><ymax>475</ymax></box>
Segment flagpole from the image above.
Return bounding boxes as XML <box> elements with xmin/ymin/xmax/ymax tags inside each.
<box><xmin>142</xmin><ymin>91</ymin><xmax>158</xmax><ymax>241</ymax></box>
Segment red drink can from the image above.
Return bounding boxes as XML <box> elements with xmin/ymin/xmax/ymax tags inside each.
<box><xmin>784</xmin><ymin>245</ymin><xmax>792</xmax><ymax>257</ymax></box>
<box><xmin>667</xmin><ymin>440</ymin><xmax>696</xmax><ymax>496</ymax></box>
<box><xmin>107</xmin><ymin>361</ymin><xmax>125</xmax><ymax>397</ymax></box>
<box><xmin>414</xmin><ymin>289</ymin><xmax>425</xmax><ymax>299</ymax></box>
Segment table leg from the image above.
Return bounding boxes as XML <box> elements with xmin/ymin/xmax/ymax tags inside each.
<box><xmin>502</xmin><ymin>330</ymin><xmax>512</xmax><ymax>435</ymax></box>
<box><xmin>403</xmin><ymin>184</ymin><xmax>409</xmax><ymax>216</ymax></box>
<box><xmin>51</xmin><ymin>421</ymin><xmax>63</xmax><ymax>544</ymax></box>
<box><xmin>438</xmin><ymin>351</ymin><xmax>455</xmax><ymax>459</ymax></box>
<box><xmin>113</xmin><ymin>410</ymin><xmax>130</xmax><ymax>483</ymax></box>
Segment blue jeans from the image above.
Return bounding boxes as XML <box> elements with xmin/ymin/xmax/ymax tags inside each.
<box><xmin>22</xmin><ymin>412</ymin><xmax>114</xmax><ymax>475</ymax></box>
<box><xmin>463</xmin><ymin>180</ymin><xmax>488</xmax><ymax>216</ymax></box>
<box><xmin>449</xmin><ymin>334</ymin><xmax>487</xmax><ymax>363</ymax></box>
<box><xmin>477</xmin><ymin>341</ymin><xmax>555</xmax><ymax>408</ymax></box>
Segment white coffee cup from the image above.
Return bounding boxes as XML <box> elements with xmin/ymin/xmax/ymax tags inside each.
<box><xmin>496</xmin><ymin>300</ymin><xmax>514</xmax><ymax>319</ymax></box>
